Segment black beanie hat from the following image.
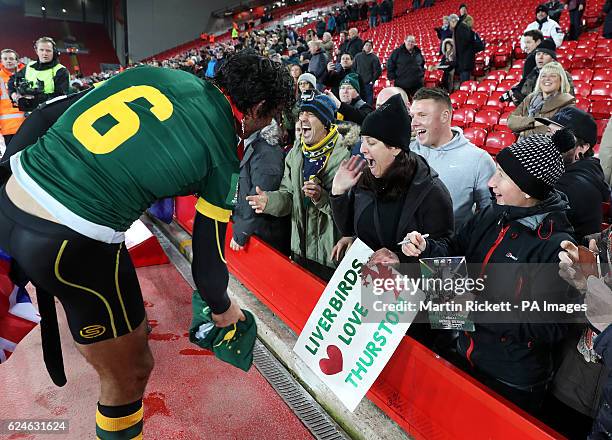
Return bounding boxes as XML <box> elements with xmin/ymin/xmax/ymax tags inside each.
<box><xmin>360</xmin><ymin>94</ymin><xmax>411</xmax><ymax>151</ymax></box>
<box><xmin>496</xmin><ymin>130</ymin><xmax>575</xmax><ymax>200</ymax></box>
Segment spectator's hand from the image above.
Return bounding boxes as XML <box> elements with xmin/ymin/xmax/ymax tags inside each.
<box><xmin>401</xmin><ymin>231</ymin><xmax>427</xmax><ymax>257</ymax></box>
<box><xmin>368</xmin><ymin>248</ymin><xmax>400</xmax><ymax>266</ymax></box>
<box><xmin>230</xmin><ymin>237</ymin><xmax>245</xmax><ymax>252</ymax></box>
<box><xmin>246</xmin><ymin>186</ymin><xmax>268</xmax><ymax>213</ymax></box>
<box><xmin>578</xmin><ymin>4</ymin><xmax>583</xmax><ymax>10</ymax></box>
<box><xmin>586</xmin><ymin>276</ymin><xmax>612</xmax><ymax>332</ymax></box>
<box><xmin>303</xmin><ymin>179</ymin><xmax>322</xmax><ymax>202</ymax></box>
<box><xmin>332</xmin><ymin>236</ymin><xmax>355</xmax><ymax>262</ymax></box>
<box><xmin>564</xmin><ymin>3</ymin><xmax>568</xmax><ymax>8</ymax></box>
<box><xmin>327</xmin><ymin>61</ymin><xmax>336</xmax><ymax>72</ymax></box>
<box><xmin>324</xmin><ymin>90</ymin><xmax>341</xmax><ymax>109</ymax></box>
<box><xmin>10</xmin><ymin>92</ymin><xmax>20</xmax><ymax>103</ymax></box>
<box><xmin>558</xmin><ymin>239</ymin><xmax>599</xmax><ymax>292</ymax></box>
<box><xmin>332</xmin><ymin>156</ymin><xmax>365</xmax><ymax>195</ymax></box>
<box><xmin>212</xmin><ymin>299</ymin><xmax>246</xmax><ymax>328</ymax></box>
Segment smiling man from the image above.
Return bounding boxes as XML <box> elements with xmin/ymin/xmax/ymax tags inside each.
<box><xmin>247</xmin><ymin>93</ymin><xmax>357</xmax><ymax>280</ymax></box>
<box><xmin>409</xmin><ymin>87</ymin><xmax>495</xmax><ymax>228</ymax></box>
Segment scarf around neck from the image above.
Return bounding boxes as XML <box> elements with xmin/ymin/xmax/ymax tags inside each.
<box><xmin>302</xmin><ymin>124</ymin><xmax>339</xmax><ymax>182</ymax></box>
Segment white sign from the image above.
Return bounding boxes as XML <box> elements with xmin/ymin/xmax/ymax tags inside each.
<box><xmin>293</xmin><ymin>240</ymin><xmax>422</xmax><ymax>412</ymax></box>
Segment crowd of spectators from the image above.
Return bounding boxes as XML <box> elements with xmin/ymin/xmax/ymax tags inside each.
<box><xmin>2</xmin><ymin>3</ymin><xmax>612</xmax><ymax>436</ymax></box>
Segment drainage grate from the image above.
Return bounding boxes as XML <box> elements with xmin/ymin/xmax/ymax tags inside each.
<box><xmin>252</xmin><ymin>340</ymin><xmax>350</xmax><ymax>440</ymax></box>
<box><xmin>145</xmin><ymin>218</ymin><xmax>351</xmax><ymax>440</ymax></box>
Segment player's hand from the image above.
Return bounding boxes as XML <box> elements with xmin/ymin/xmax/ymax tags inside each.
<box><xmin>331</xmin><ymin>236</ymin><xmax>354</xmax><ymax>262</ymax></box>
<box><xmin>246</xmin><ymin>186</ymin><xmax>268</xmax><ymax>214</ymax></box>
<box><xmin>368</xmin><ymin>248</ymin><xmax>400</xmax><ymax>266</ymax></box>
<box><xmin>332</xmin><ymin>156</ymin><xmax>365</xmax><ymax>195</ymax></box>
<box><xmin>302</xmin><ymin>180</ymin><xmax>322</xmax><ymax>202</ymax></box>
<box><xmin>324</xmin><ymin>89</ymin><xmax>341</xmax><ymax>110</ymax></box>
<box><xmin>401</xmin><ymin>231</ymin><xmax>427</xmax><ymax>257</ymax></box>
<box><xmin>230</xmin><ymin>237</ymin><xmax>245</xmax><ymax>251</ymax></box>
<box><xmin>212</xmin><ymin>299</ymin><xmax>246</xmax><ymax>328</ymax></box>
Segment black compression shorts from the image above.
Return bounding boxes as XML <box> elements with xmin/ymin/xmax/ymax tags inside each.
<box><xmin>0</xmin><ymin>187</ymin><xmax>145</xmax><ymax>345</ymax></box>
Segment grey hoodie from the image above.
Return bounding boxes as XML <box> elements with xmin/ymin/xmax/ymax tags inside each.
<box><xmin>410</xmin><ymin>127</ymin><xmax>496</xmax><ymax>228</ymax></box>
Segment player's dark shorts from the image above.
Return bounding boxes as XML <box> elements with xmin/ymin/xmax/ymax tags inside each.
<box><xmin>0</xmin><ymin>186</ymin><xmax>145</xmax><ymax>344</ymax></box>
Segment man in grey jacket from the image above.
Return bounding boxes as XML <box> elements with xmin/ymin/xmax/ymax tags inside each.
<box><xmin>230</xmin><ymin>120</ymin><xmax>290</xmax><ymax>256</ymax></box>
<box><xmin>353</xmin><ymin>40</ymin><xmax>382</xmax><ymax>105</ymax></box>
<box><xmin>307</xmin><ymin>40</ymin><xmax>329</xmax><ymax>91</ymax></box>
<box><xmin>409</xmin><ymin>88</ymin><xmax>495</xmax><ymax>228</ymax></box>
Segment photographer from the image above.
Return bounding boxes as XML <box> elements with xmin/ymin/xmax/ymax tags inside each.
<box><xmin>8</xmin><ymin>37</ymin><xmax>68</xmax><ymax>113</ymax></box>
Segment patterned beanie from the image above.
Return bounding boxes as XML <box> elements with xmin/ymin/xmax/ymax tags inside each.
<box><xmin>496</xmin><ymin>130</ymin><xmax>574</xmax><ymax>200</ymax></box>
<box><xmin>299</xmin><ymin>94</ymin><xmax>337</xmax><ymax>128</ymax></box>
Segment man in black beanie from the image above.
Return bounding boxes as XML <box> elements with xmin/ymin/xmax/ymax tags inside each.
<box><xmin>537</xmin><ymin>108</ymin><xmax>611</xmax><ymax>239</ymax></box>
<box><xmin>522</xmin><ymin>4</ymin><xmax>564</xmax><ymax>50</ymax></box>
<box><xmin>324</xmin><ymin>73</ymin><xmax>374</xmax><ymax>126</ymax></box>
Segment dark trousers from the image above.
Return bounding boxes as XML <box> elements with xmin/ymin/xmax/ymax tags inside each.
<box><xmin>362</xmin><ymin>82</ymin><xmax>374</xmax><ymax>105</ymax></box>
<box><xmin>459</xmin><ymin>70</ymin><xmax>471</xmax><ymax>83</ymax></box>
<box><xmin>398</xmin><ymin>83</ymin><xmax>423</xmax><ymax>101</ymax></box>
<box><xmin>569</xmin><ymin>9</ymin><xmax>584</xmax><ymax>40</ymax></box>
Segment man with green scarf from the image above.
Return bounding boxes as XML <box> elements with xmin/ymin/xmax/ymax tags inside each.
<box><xmin>247</xmin><ymin>93</ymin><xmax>359</xmax><ymax>280</ymax></box>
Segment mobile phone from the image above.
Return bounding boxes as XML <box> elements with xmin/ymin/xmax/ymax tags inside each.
<box><xmin>578</xmin><ymin>245</ymin><xmax>601</xmax><ymax>278</ymax></box>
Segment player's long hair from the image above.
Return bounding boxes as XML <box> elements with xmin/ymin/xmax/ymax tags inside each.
<box><xmin>213</xmin><ymin>49</ymin><xmax>295</xmax><ymax>118</ymax></box>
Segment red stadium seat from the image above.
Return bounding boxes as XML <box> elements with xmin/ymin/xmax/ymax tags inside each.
<box><xmin>459</xmin><ymin>81</ymin><xmax>478</xmax><ymax>92</ymax></box>
<box><xmin>452</xmin><ymin>108</ymin><xmax>476</xmax><ymax>128</ymax></box>
<box><xmin>594</xmin><ymin>58</ymin><xmax>612</xmax><ymax>69</ymax></box>
<box><xmin>597</xmin><ymin>119</ymin><xmax>609</xmax><ymax>143</ymax></box>
<box><xmin>590</xmin><ymin>82</ymin><xmax>612</xmax><ymax>101</ymax></box>
<box><xmin>464</xmin><ymin>92</ymin><xmax>489</xmax><ymax>110</ymax></box>
<box><xmin>486</xmin><ymin>70</ymin><xmax>506</xmax><ymax>82</ymax></box>
<box><xmin>450</xmin><ymin>90</ymin><xmax>469</xmax><ymax>109</ymax></box>
<box><xmin>471</xmin><ymin>109</ymin><xmax>501</xmax><ymax>130</ymax></box>
<box><xmin>570</xmin><ymin>68</ymin><xmax>593</xmax><ymax>82</ymax></box>
<box><xmin>463</xmin><ymin>127</ymin><xmax>488</xmax><ymax>148</ymax></box>
<box><xmin>496</xmin><ymin>80</ymin><xmax>516</xmax><ymax>93</ymax></box>
<box><xmin>484</xmin><ymin>131</ymin><xmax>516</xmax><ymax>155</ymax></box>
<box><xmin>575</xmin><ymin>96</ymin><xmax>591</xmax><ymax>112</ymax></box>
<box><xmin>591</xmin><ymin>100</ymin><xmax>612</xmax><ymax>119</ymax></box>
<box><xmin>593</xmin><ymin>69</ymin><xmax>612</xmax><ymax>81</ymax></box>
<box><xmin>573</xmin><ymin>81</ymin><xmax>592</xmax><ymax>97</ymax></box>
<box><xmin>481</xmin><ymin>93</ymin><xmax>507</xmax><ymax>112</ymax></box>
<box><xmin>476</xmin><ymin>80</ymin><xmax>499</xmax><ymax>94</ymax></box>
<box><xmin>570</xmin><ymin>58</ymin><xmax>593</xmax><ymax>69</ymax></box>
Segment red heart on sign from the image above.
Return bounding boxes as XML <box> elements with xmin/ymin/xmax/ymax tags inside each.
<box><xmin>319</xmin><ymin>345</ymin><xmax>343</xmax><ymax>375</ymax></box>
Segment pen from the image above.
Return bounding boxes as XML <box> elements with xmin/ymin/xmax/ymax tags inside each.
<box><xmin>397</xmin><ymin>234</ymin><xmax>429</xmax><ymax>246</ymax></box>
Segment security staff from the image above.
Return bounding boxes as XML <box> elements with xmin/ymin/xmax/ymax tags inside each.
<box><xmin>0</xmin><ymin>49</ymin><xmax>25</xmax><ymax>150</ymax></box>
<box><xmin>8</xmin><ymin>37</ymin><xmax>69</xmax><ymax>112</ymax></box>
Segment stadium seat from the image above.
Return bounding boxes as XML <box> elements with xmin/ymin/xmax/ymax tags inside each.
<box><xmin>485</xmin><ymin>131</ymin><xmax>516</xmax><ymax>155</ymax></box>
<box><xmin>452</xmin><ymin>108</ymin><xmax>476</xmax><ymax>128</ymax></box>
<box><xmin>593</xmin><ymin>69</ymin><xmax>612</xmax><ymax>81</ymax></box>
<box><xmin>575</xmin><ymin>96</ymin><xmax>591</xmax><ymax>112</ymax></box>
<box><xmin>450</xmin><ymin>90</ymin><xmax>469</xmax><ymax>109</ymax></box>
<box><xmin>482</xmin><ymin>93</ymin><xmax>507</xmax><ymax>112</ymax></box>
<box><xmin>597</xmin><ymin>119</ymin><xmax>609</xmax><ymax>143</ymax></box>
<box><xmin>589</xmin><ymin>82</ymin><xmax>612</xmax><ymax>101</ymax></box>
<box><xmin>570</xmin><ymin>68</ymin><xmax>593</xmax><ymax>82</ymax></box>
<box><xmin>459</xmin><ymin>81</ymin><xmax>478</xmax><ymax>92</ymax></box>
<box><xmin>471</xmin><ymin>110</ymin><xmax>501</xmax><ymax>130</ymax></box>
<box><xmin>573</xmin><ymin>81</ymin><xmax>592</xmax><ymax>97</ymax></box>
<box><xmin>486</xmin><ymin>70</ymin><xmax>506</xmax><ymax>82</ymax></box>
<box><xmin>463</xmin><ymin>127</ymin><xmax>488</xmax><ymax>148</ymax></box>
<box><xmin>464</xmin><ymin>92</ymin><xmax>489</xmax><ymax>110</ymax></box>
<box><xmin>496</xmin><ymin>80</ymin><xmax>516</xmax><ymax>93</ymax></box>
<box><xmin>591</xmin><ymin>100</ymin><xmax>612</xmax><ymax>119</ymax></box>
<box><xmin>476</xmin><ymin>80</ymin><xmax>499</xmax><ymax>94</ymax></box>
<box><xmin>594</xmin><ymin>58</ymin><xmax>612</xmax><ymax>69</ymax></box>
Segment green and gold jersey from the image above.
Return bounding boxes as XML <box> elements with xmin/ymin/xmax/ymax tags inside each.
<box><xmin>14</xmin><ymin>67</ymin><xmax>239</xmax><ymax>241</ymax></box>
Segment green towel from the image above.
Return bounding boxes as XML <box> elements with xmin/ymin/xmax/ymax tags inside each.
<box><xmin>189</xmin><ymin>290</ymin><xmax>257</xmax><ymax>372</ymax></box>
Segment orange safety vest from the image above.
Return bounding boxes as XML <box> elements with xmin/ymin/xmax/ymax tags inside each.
<box><xmin>0</xmin><ymin>64</ymin><xmax>25</xmax><ymax>136</ymax></box>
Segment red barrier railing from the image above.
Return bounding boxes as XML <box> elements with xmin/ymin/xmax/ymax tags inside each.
<box><xmin>174</xmin><ymin>195</ymin><xmax>563</xmax><ymax>439</ymax></box>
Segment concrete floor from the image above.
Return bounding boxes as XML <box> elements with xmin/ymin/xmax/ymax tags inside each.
<box><xmin>0</xmin><ymin>263</ymin><xmax>314</xmax><ymax>440</ymax></box>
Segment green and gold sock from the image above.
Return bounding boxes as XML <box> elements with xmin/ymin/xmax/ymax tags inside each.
<box><xmin>96</xmin><ymin>399</ymin><xmax>143</xmax><ymax>440</ymax></box>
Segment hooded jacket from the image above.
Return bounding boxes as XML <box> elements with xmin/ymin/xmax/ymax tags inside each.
<box><xmin>556</xmin><ymin>157</ymin><xmax>611</xmax><ymax>239</ymax></box>
<box><xmin>232</xmin><ymin>122</ymin><xmax>290</xmax><ymax>255</ymax></box>
<box><xmin>263</xmin><ymin>124</ymin><xmax>360</xmax><ymax>267</ymax></box>
<box><xmin>386</xmin><ymin>44</ymin><xmax>425</xmax><ymax>91</ymax></box>
<box><xmin>507</xmin><ymin>92</ymin><xmax>576</xmax><ymax>137</ymax></box>
<box><xmin>410</xmin><ymin>127</ymin><xmax>496</xmax><ymax>229</ymax></box>
<box><xmin>330</xmin><ymin>152</ymin><xmax>454</xmax><ymax>262</ymax></box>
<box><xmin>423</xmin><ymin>192</ymin><xmax>579</xmax><ymax>387</ymax></box>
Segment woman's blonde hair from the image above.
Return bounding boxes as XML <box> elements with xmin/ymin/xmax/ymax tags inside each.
<box><xmin>534</xmin><ymin>62</ymin><xmax>571</xmax><ymax>95</ymax></box>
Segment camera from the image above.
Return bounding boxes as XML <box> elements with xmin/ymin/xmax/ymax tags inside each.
<box><xmin>13</xmin><ymin>77</ymin><xmax>45</xmax><ymax>112</ymax></box>
<box><xmin>499</xmin><ymin>90</ymin><xmax>513</xmax><ymax>103</ymax></box>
